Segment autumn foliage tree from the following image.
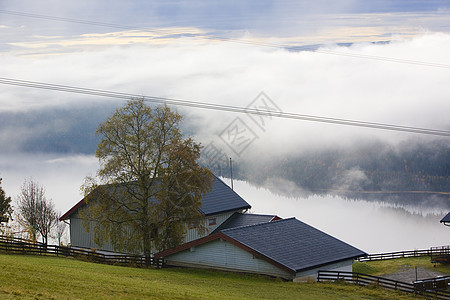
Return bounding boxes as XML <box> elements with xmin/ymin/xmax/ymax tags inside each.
<box><xmin>81</xmin><ymin>99</ymin><xmax>212</xmax><ymax>263</ymax></box>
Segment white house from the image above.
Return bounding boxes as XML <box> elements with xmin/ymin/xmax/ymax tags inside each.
<box><xmin>59</xmin><ymin>175</ymin><xmax>252</xmax><ymax>251</ymax></box>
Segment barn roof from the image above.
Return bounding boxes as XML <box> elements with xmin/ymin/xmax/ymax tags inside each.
<box><xmin>211</xmin><ymin>212</ymin><xmax>280</xmax><ymax>234</ymax></box>
<box><xmin>440</xmin><ymin>212</ymin><xmax>450</xmax><ymax>224</ymax></box>
<box><xmin>60</xmin><ymin>175</ymin><xmax>250</xmax><ymax>221</ymax></box>
<box><xmin>156</xmin><ymin>217</ymin><xmax>366</xmax><ymax>273</ymax></box>
<box><xmin>222</xmin><ymin>218</ymin><xmax>366</xmax><ymax>273</ymax></box>
<box><xmin>198</xmin><ymin>177</ymin><xmax>251</xmax><ymax>216</ymax></box>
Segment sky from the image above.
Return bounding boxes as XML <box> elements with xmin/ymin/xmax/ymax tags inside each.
<box><xmin>0</xmin><ymin>1</ymin><xmax>449</xmax><ymax>248</ymax></box>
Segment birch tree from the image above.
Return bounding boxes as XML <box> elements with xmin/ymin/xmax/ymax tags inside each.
<box><xmin>55</xmin><ymin>219</ymin><xmax>67</xmax><ymax>246</ymax></box>
<box><xmin>81</xmin><ymin>99</ymin><xmax>212</xmax><ymax>264</ymax></box>
<box><xmin>17</xmin><ymin>179</ymin><xmax>58</xmax><ymax>245</ymax></box>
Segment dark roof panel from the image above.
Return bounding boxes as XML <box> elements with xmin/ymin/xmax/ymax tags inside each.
<box><xmin>222</xmin><ymin>218</ymin><xmax>366</xmax><ymax>272</ymax></box>
<box><xmin>198</xmin><ymin>176</ymin><xmax>251</xmax><ymax>215</ymax></box>
<box><xmin>211</xmin><ymin>212</ymin><xmax>278</xmax><ymax>234</ymax></box>
<box><xmin>60</xmin><ymin>175</ymin><xmax>250</xmax><ymax>220</ymax></box>
<box><xmin>440</xmin><ymin>212</ymin><xmax>450</xmax><ymax>223</ymax></box>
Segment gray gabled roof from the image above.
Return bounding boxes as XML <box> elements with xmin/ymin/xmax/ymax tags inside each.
<box><xmin>211</xmin><ymin>212</ymin><xmax>279</xmax><ymax>234</ymax></box>
<box><xmin>60</xmin><ymin>174</ymin><xmax>250</xmax><ymax>220</ymax></box>
<box><xmin>199</xmin><ymin>176</ymin><xmax>250</xmax><ymax>215</ymax></box>
<box><xmin>221</xmin><ymin>217</ymin><xmax>366</xmax><ymax>273</ymax></box>
<box><xmin>440</xmin><ymin>212</ymin><xmax>450</xmax><ymax>223</ymax></box>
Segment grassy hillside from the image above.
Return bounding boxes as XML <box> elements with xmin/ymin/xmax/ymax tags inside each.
<box><xmin>0</xmin><ymin>253</ymin><xmax>420</xmax><ymax>300</ymax></box>
<box><xmin>354</xmin><ymin>256</ymin><xmax>450</xmax><ymax>277</ymax></box>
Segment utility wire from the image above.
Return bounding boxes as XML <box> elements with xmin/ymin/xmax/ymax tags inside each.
<box><xmin>1</xmin><ymin>9</ymin><xmax>450</xmax><ymax>69</ymax></box>
<box><xmin>1</xmin><ymin>77</ymin><xmax>449</xmax><ymax>137</ymax></box>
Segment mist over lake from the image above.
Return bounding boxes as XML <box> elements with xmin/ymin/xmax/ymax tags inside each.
<box><xmin>232</xmin><ymin>179</ymin><xmax>449</xmax><ymax>253</ymax></box>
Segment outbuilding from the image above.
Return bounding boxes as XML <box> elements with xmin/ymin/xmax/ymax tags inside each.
<box><xmin>155</xmin><ymin>217</ymin><xmax>366</xmax><ymax>281</ymax></box>
<box><xmin>440</xmin><ymin>212</ymin><xmax>450</xmax><ymax>226</ymax></box>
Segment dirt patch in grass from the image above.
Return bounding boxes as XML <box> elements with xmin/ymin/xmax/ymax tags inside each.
<box><xmin>382</xmin><ymin>266</ymin><xmax>447</xmax><ymax>283</ymax></box>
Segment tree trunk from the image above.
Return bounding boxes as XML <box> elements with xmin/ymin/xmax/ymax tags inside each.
<box><xmin>142</xmin><ymin>201</ymin><xmax>152</xmax><ymax>266</ymax></box>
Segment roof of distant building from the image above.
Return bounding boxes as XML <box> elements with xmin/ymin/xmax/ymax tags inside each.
<box><xmin>60</xmin><ymin>175</ymin><xmax>250</xmax><ymax>220</ymax></box>
<box><xmin>211</xmin><ymin>212</ymin><xmax>280</xmax><ymax>234</ymax></box>
<box><xmin>440</xmin><ymin>212</ymin><xmax>450</xmax><ymax>224</ymax></box>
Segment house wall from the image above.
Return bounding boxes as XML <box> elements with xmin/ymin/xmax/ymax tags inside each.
<box><xmin>183</xmin><ymin>211</ymin><xmax>238</xmax><ymax>243</ymax></box>
<box><xmin>70</xmin><ymin>210</ymin><xmax>238</xmax><ymax>252</ymax></box>
<box><xmin>69</xmin><ymin>211</ymin><xmax>114</xmax><ymax>251</ymax></box>
<box><xmin>164</xmin><ymin>238</ymin><xmax>293</xmax><ymax>279</ymax></box>
<box><xmin>293</xmin><ymin>260</ymin><xmax>354</xmax><ymax>282</ymax></box>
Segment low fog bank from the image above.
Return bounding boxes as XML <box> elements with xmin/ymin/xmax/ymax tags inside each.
<box><xmin>0</xmin><ymin>153</ymin><xmax>99</xmax><ymax>214</ymax></box>
<box><xmin>0</xmin><ymin>103</ymin><xmax>121</xmax><ymax>154</ymax></box>
<box><xmin>0</xmin><ymin>101</ymin><xmax>448</xmax><ymax>212</ymax></box>
<box><xmin>207</xmin><ymin>138</ymin><xmax>450</xmax><ymax>210</ymax></box>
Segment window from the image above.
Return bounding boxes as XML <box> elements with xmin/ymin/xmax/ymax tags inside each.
<box><xmin>208</xmin><ymin>218</ymin><xmax>216</xmax><ymax>226</ymax></box>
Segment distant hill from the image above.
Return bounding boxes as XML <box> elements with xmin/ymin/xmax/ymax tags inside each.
<box><xmin>209</xmin><ymin>140</ymin><xmax>450</xmax><ymax>209</ymax></box>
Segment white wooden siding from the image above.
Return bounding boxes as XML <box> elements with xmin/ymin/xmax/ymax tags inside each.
<box><xmin>69</xmin><ymin>212</ymin><xmax>114</xmax><ymax>251</ymax></box>
<box><xmin>70</xmin><ymin>209</ymin><xmax>240</xmax><ymax>251</ymax></box>
<box><xmin>165</xmin><ymin>239</ymin><xmax>293</xmax><ymax>279</ymax></box>
<box><xmin>183</xmin><ymin>211</ymin><xmax>238</xmax><ymax>243</ymax></box>
<box><xmin>293</xmin><ymin>260</ymin><xmax>354</xmax><ymax>282</ymax></box>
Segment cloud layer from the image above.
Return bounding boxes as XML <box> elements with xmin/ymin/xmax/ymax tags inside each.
<box><xmin>3</xmin><ymin>32</ymin><xmax>449</xmax><ymax>153</ymax></box>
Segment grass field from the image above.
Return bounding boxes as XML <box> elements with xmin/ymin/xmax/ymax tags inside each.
<box><xmin>354</xmin><ymin>256</ymin><xmax>450</xmax><ymax>276</ymax></box>
<box><xmin>0</xmin><ymin>253</ymin><xmax>426</xmax><ymax>299</ymax></box>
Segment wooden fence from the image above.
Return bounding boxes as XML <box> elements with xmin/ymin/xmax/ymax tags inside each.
<box><xmin>358</xmin><ymin>246</ymin><xmax>450</xmax><ymax>262</ymax></box>
<box><xmin>415</xmin><ymin>276</ymin><xmax>450</xmax><ymax>292</ymax></box>
<box><xmin>317</xmin><ymin>270</ymin><xmax>450</xmax><ymax>300</ymax></box>
<box><xmin>431</xmin><ymin>246</ymin><xmax>450</xmax><ymax>264</ymax></box>
<box><xmin>0</xmin><ymin>235</ymin><xmax>164</xmax><ymax>268</ymax></box>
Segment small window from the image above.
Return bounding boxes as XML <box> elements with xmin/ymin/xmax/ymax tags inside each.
<box><xmin>208</xmin><ymin>218</ymin><xmax>216</xmax><ymax>226</ymax></box>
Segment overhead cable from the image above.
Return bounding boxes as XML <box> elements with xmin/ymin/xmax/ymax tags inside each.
<box><xmin>0</xmin><ymin>77</ymin><xmax>449</xmax><ymax>137</ymax></box>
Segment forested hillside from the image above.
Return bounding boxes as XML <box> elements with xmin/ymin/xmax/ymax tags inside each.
<box><xmin>212</xmin><ymin>140</ymin><xmax>450</xmax><ymax>208</ymax></box>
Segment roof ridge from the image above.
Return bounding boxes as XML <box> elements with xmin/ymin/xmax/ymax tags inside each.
<box><xmin>220</xmin><ymin>216</ymin><xmax>295</xmax><ymax>232</ymax></box>
<box><xmin>237</xmin><ymin>212</ymin><xmax>278</xmax><ymax>217</ymax></box>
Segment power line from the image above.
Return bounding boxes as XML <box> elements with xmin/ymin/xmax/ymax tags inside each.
<box><xmin>1</xmin><ymin>9</ymin><xmax>450</xmax><ymax>69</ymax></box>
<box><xmin>1</xmin><ymin>77</ymin><xmax>449</xmax><ymax>137</ymax></box>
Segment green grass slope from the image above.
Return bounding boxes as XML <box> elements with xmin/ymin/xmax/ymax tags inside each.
<box><xmin>354</xmin><ymin>256</ymin><xmax>450</xmax><ymax>276</ymax></box>
<box><xmin>0</xmin><ymin>253</ymin><xmax>421</xmax><ymax>299</ymax></box>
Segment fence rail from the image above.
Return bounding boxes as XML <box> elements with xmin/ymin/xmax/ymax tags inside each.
<box><xmin>0</xmin><ymin>235</ymin><xmax>164</xmax><ymax>268</ymax></box>
<box><xmin>358</xmin><ymin>246</ymin><xmax>450</xmax><ymax>262</ymax></box>
<box><xmin>415</xmin><ymin>276</ymin><xmax>450</xmax><ymax>292</ymax></box>
<box><xmin>431</xmin><ymin>246</ymin><xmax>450</xmax><ymax>264</ymax></box>
<box><xmin>317</xmin><ymin>270</ymin><xmax>450</xmax><ymax>300</ymax></box>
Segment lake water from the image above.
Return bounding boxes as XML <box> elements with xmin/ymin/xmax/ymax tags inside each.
<box><xmin>232</xmin><ymin>179</ymin><xmax>449</xmax><ymax>253</ymax></box>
